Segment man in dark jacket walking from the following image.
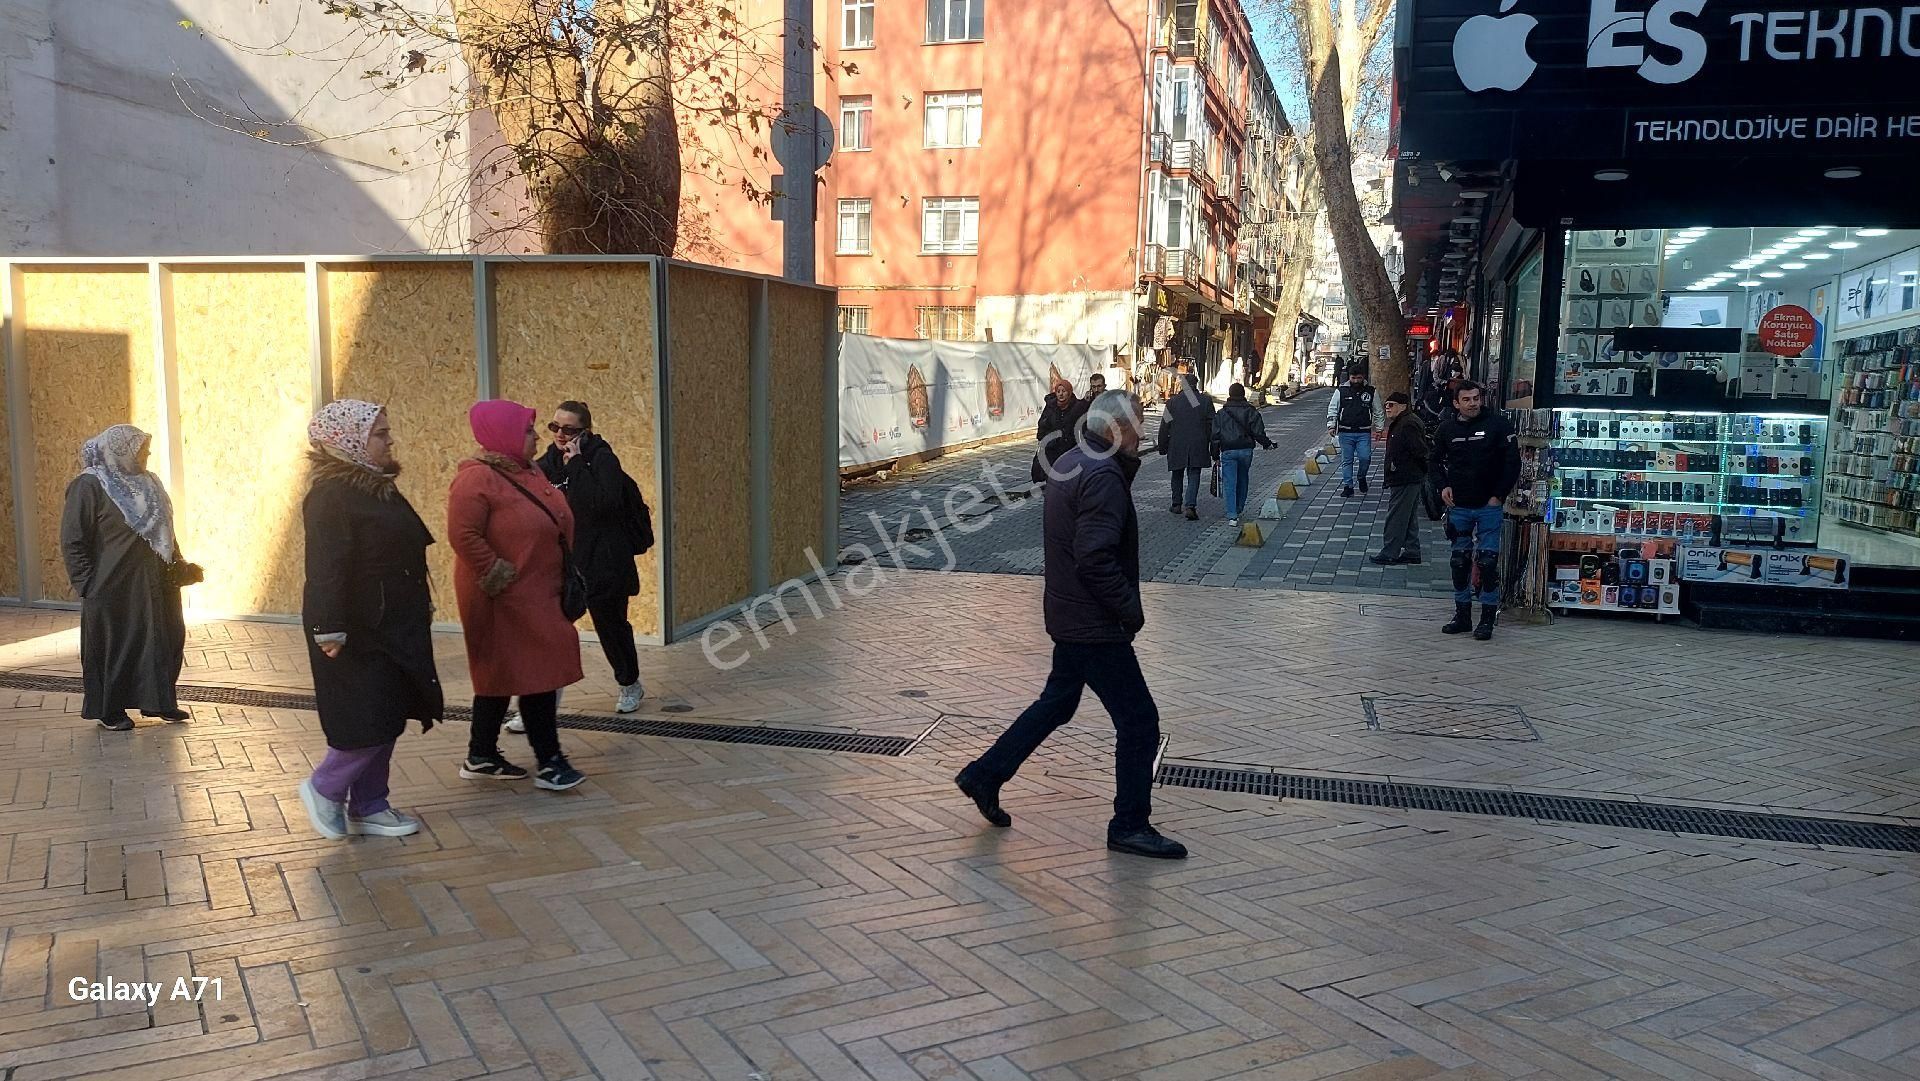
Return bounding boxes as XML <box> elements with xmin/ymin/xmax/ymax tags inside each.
<box><xmin>1327</xmin><ymin>364</ymin><xmax>1385</xmax><ymax>497</ymax></box>
<box><xmin>536</xmin><ymin>400</ymin><xmax>649</xmax><ymax>713</ymax></box>
<box><xmin>1157</xmin><ymin>373</ymin><xmax>1214</xmax><ymax>520</ymax></box>
<box><xmin>1430</xmin><ymin>381</ymin><xmax>1522</xmax><ymax>640</ymax></box>
<box><xmin>1213</xmin><ymin>383</ymin><xmax>1276</xmax><ymax>525</ymax></box>
<box><xmin>1371</xmin><ymin>392</ymin><xmax>1430</xmax><ymax>566</ymax></box>
<box><xmin>956</xmin><ymin>391</ymin><xmax>1186</xmax><ymax>860</ymax></box>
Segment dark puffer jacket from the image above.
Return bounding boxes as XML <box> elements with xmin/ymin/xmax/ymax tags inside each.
<box><xmin>536</xmin><ymin>432</ymin><xmax>640</xmax><ymax>606</ymax></box>
<box><xmin>1043</xmin><ymin>433</ymin><xmax>1144</xmax><ymax>643</ymax></box>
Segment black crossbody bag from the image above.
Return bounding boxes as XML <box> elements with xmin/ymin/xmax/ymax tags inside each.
<box><xmin>488</xmin><ymin>466</ymin><xmax>590</xmax><ymax>621</ymax></box>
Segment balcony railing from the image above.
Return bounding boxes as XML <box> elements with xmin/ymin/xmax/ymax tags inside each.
<box><xmin>1148</xmin><ymin>132</ymin><xmax>1171</xmax><ymax>166</ymax></box>
<box><xmin>1164</xmin><ymin>248</ymin><xmax>1196</xmax><ymax>284</ymax></box>
<box><xmin>1141</xmin><ymin>243</ymin><xmax>1165</xmax><ymax>278</ymax></box>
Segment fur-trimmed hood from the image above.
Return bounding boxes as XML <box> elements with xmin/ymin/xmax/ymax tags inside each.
<box><xmin>306</xmin><ymin>448</ymin><xmax>402</xmax><ymax>500</ymax></box>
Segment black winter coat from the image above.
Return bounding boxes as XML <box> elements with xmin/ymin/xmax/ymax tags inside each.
<box><xmin>302</xmin><ymin>452</ymin><xmax>443</xmax><ymax>750</ymax></box>
<box><xmin>1432</xmin><ymin>410</ymin><xmax>1523</xmax><ymax>508</ymax></box>
<box><xmin>1383</xmin><ymin>411</ymin><xmax>1431</xmax><ymax>488</ymax></box>
<box><xmin>1032</xmin><ymin>396</ymin><xmax>1089</xmax><ymax>482</ymax></box>
<box><xmin>1157</xmin><ymin>389</ymin><xmax>1216</xmax><ymax>471</ymax></box>
<box><xmin>1043</xmin><ymin>435</ymin><xmax>1144</xmax><ymax>643</ymax></box>
<box><xmin>1213</xmin><ymin>400</ymin><xmax>1276</xmax><ymax>452</ymax></box>
<box><xmin>537</xmin><ymin>433</ymin><xmax>641</xmax><ymax>605</ymax></box>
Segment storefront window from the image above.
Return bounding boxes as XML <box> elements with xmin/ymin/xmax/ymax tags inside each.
<box><xmin>1546</xmin><ymin>227</ymin><xmax>1920</xmax><ymax>571</ymax></box>
<box><xmin>1503</xmin><ymin>251</ymin><xmax>1542</xmax><ymax>401</ymax></box>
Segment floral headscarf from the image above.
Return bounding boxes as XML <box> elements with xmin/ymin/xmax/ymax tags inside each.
<box><xmin>80</xmin><ymin>425</ymin><xmax>176</xmax><ymax>562</ymax></box>
<box><xmin>308</xmin><ymin>399</ymin><xmax>386</xmax><ymax>473</ymax></box>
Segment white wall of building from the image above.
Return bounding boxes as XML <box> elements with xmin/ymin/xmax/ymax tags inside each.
<box><xmin>975</xmin><ymin>291</ymin><xmax>1134</xmax><ymax>355</ymax></box>
<box><xmin>0</xmin><ymin>0</ymin><xmax>468</xmax><ymax>255</ymax></box>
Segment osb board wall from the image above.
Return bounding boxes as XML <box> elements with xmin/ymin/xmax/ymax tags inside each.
<box><xmin>768</xmin><ymin>283</ymin><xmax>829</xmax><ymax>582</ymax></box>
<box><xmin>0</xmin><ymin>341</ymin><xmax>16</xmax><ymax>598</ymax></box>
<box><xmin>325</xmin><ymin>264</ymin><xmax>476</xmax><ymax>623</ymax></box>
<box><xmin>494</xmin><ymin>262</ymin><xmax>663</xmax><ymax>639</ymax></box>
<box><xmin>172</xmin><ymin>269</ymin><xmax>312</xmax><ymax>615</ymax></box>
<box><xmin>23</xmin><ymin>271</ymin><xmax>162</xmax><ymax>602</ymax></box>
<box><xmin>667</xmin><ymin>267</ymin><xmax>751</xmax><ymax>627</ymax></box>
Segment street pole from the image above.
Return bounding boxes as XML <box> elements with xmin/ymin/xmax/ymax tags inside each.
<box><xmin>779</xmin><ymin>0</ymin><xmax>818</xmax><ymax>284</ymax></box>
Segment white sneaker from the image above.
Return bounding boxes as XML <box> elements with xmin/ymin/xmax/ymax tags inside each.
<box><xmin>298</xmin><ymin>779</ymin><xmax>346</xmax><ymax>840</ymax></box>
<box><xmin>504</xmin><ymin>711</ymin><xmax>525</xmax><ymax>734</ymax></box>
<box><xmin>615</xmin><ymin>682</ymin><xmax>644</xmax><ymax>714</ymax></box>
<box><xmin>1228</xmin><ymin>518</ymin><xmax>1239</xmax><ymax>527</ymax></box>
<box><xmin>347</xmin><ymin>809</ymin><xmax>420</xmax><ymax>837</ymax></box>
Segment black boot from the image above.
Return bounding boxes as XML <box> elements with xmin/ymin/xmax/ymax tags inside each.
<box><xmin>1441</xmin><ymin>603</ymin><xmax>1473</xmax><ymax>634</ymax></box>
<box><xmin>1473</xmin><ymin>605</ymin><xmax>1498</xmax><ymax>641</ymax></box>
<box><xmin>955</xmin><ymin>768</ymin><xmax>1011</xmax><ymax>828</ymax></box>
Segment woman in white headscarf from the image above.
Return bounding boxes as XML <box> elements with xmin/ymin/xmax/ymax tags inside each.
<box><xmin>296</xmin><ymin>400</ymin><xmax>442</xmax><ymax>840</ymax></box>
<box><xmin>60</xmin><ymin>424</ymin><xmax>194</xmax><ymax>731</ymax></box>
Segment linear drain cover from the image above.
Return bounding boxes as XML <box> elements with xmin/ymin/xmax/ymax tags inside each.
<box><xmin>0</xmin><ymin>673</ymin><xmax>912</xmax><ymax>756</ymax></box>
<box><xmin>1364</xmin><ymin>697</ymin><xmax>1538</xmax><ymax>741</ymax></box>
<box><xmin>1153</xmin><ymin>764</ymin><xmax>1920</xmax><ymax>853</ymax></box>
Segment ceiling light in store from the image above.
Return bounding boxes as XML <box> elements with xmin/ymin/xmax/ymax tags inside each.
<box><xmin>1779</xmin><ymin>238</ymin><xmax>1809</xmax><ymax>246</ymax></box>
<box><xmin>1459</xmin><ymin>189</ymin><xmax>1490</xmax><ymax>200</ymax></box>
<box><xmin>1452</xmin><ymin>215</ymin><xmax>1480</xmax><ymax>225</ymax></box>
<box><xmin>1871</xmin><ymin>277</ymin><xmax>1891</xmax><ymax>285</ymax></box>
<box><xmin>1594</xmin><ymin>168</ymin><xmax>1630</xmax><ymax>181</ymax></box>
<box><xmin>1831</xmin><ymin>240</ymin><xmax>1861</xmax><ymax>249</ymax></box>
<box><xmin>1737</xmin><ymin>279</ymin><xmax>1763</xmax><ymax>287</ymax></box>
<box><xmin>1857</xmin><ymin>228</ymin><xmax>1890</xmax><ymax>237</ymax></box>
<box><xmin>1825</xmin><ymin>166</ymin><xmax>1863</xmax><ymax>179</ymax></box>
<box><xmin>1760</xmin><ymin>271</ymin><xmax>1785</xmax><ymax>278</ymax></box>
<box><xmin>1731</xmin><ymin>260</ymin><xmax>1757</xmax><ymax>269</ymax></box>
<box><xmin>1677</xmin><ymin>229</ymin><xmax>1709</xmax><ymax>238</ymax></box>
<box><xmin>1780</xmin><ymin>262</ymin><xmax>1808</xmax><ymax>270</ymax></box>
<box><xmin>1799</xmin><ymin>228</ymin><xmax>1832</xmax><ymax>236</ymax></box>
<box><xmin>1804</xmin><ymin>252</ymin><xmax>1833</xmax><ymax>260</ymax></box>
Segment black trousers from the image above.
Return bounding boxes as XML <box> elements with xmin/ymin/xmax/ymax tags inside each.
<box><xmin>970</xmin><ymin>640</ymin><xmax>1161</xmax><ymax>836</ymax></box>
<box><xmin>589</xmin><ymin>598</ymin><xmax>641</xmax><ymax>687</ymax></box>
<box><xmin>470</xmin><ymin>691</ymin><xmax>562</xmax><ymax>765</ymax></box>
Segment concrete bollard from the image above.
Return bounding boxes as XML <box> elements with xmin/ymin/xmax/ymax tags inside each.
<box><xmin>1258</xmin><ymin>497</ymin><xmax>1283</xmax><ymax>519</ymax></box>
<box><xmin>1236</xmin><ymin>521</ymin><xmax>1265</xmax><ymax>546</ymax></box>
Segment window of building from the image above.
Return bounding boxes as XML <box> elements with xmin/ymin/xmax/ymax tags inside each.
<box><xmin>926</xmin><ymin>0</ymin><xmax>984</xmax><ymax>43</ymax></box>
<box><xmin>836</xmin><ymin>198</ymin><xmax>872</xmax><ymax>255</ymax></box>
<box><xmin>839</xmin><ymin>96</ymin><xmax>872</xmax><ymax>151</ymax></box>
<box><xmin>924</xmin><ymin>91</ymin><xmax>983</xmax><ymax>148</ymax></box>
<box><xmin>922</xmin><ymin>197</ymin><xmax>979</xmax><ymax>254</ymax></box>
<box><xmin>917</xmin><ymin>306</ymin><xmax>976</xmax><ymax>340</ymax></box>
<box><xmin>1148</xmin><ymin>174</ymin><xmax>1194</xmax><ymax>250</ymax></box>
<box><xmin>843</xmin><ymin>0</ymin><xmax>875</xmax><ymax>48</ymax></box>
<box><xmin>838</xmin><ymin>306</ymin><xmax>871</xmax><ymax>335</ymax></box>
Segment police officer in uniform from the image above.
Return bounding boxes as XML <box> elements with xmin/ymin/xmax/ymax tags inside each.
<box><xmin>1430</xmin><ymin>380</ymin><xmax>1523</xmax><ymax>640</ymax></box>
<box><xmin>1326</xmin><ymin>364</ymin><xmax>1384</xmax><ymax>497</ymax></box>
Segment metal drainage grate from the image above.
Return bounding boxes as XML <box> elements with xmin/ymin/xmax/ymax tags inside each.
<box><xmin>0</xmin><ymin>673</ymin><xmax>914</xmax><ymax>757</ymax></box>
<box><xmin>1152</xmin><ymin>764</ymin><xmax>1920</xmax><ymax>853</ymax></box>
<box><xmin>1364</xmin><ymin>697</ymin><xmax>1539</xmax><ymax>742</ymax></box>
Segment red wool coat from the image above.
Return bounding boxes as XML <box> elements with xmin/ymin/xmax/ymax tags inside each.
<box><xmin>447</xmin><ymin>455</ymin><xmax>585</xmax><ymax>697</ymax></box>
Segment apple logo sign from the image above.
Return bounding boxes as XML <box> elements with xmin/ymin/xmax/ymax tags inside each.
<box><xmin>1454</xmin><ymin>0</ymin><xmax>1539</xmax><ymax>92</ymax></box>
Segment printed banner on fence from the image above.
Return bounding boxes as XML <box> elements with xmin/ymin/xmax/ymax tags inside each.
<box><xmin>839</xmin><ymin>336</ymin><xmax>1109</xmax><ymax>469</ymax></box>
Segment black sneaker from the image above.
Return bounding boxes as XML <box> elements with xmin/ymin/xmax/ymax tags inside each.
<box><xmin>1341</xmin><ymin>486</ymin><xmax>1355</xmax><ymax>498</ymax></box>
<box><xmin>1359</xmin><ymin>479</ymin><xmax>1370</xmax><ymax>494</ymax></box>
<box><xmin>1368</xmin><ymin>552</ymin><xmax>1399</xmax><ymax>565</ymax></box>
<box><xmin>1168</xmin><ymin>501</ymin><xmax>1183</xmax><ymax>514</ymax></box>
<box><xmin>459</xmin><ymin>755</ymin><xmax>528</xmax><ymax>780</ymax></box>
<box><xmin>98</xmin><ymin>711</ymin><xmax>134</xmax><ymax>732</ymax></box>
<box><xmin>143</xmin><ymin>708</ymin><xmax>191</xmax><ymax>722</ymax></box>
<box><xmin>1107</xmin><ymin>827</ymin><xmax>1188</xmax><ymax>860</ymax></box>
<box><xmin>535</xmin><ymin>757</ymin><xmax>585</xmax><ymax>791</ymax></box>
<box><xmin>955</xmin><ymin>768</ymin><xmax>1011</xmax><ymax>828</ymax></box>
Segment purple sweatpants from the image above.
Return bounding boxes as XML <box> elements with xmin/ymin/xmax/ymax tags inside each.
<box><xmin>309</xmin><ymin>741</ymin><xmax>395</xmax><ymax>817</ymax></box>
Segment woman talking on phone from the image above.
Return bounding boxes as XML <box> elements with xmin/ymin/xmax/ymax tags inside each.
<box><xmin>448</xmin><ymin>400</ymin><xmax>586</xmax><ymax>792</ymax></box>
<box><xmin>297</xmin><ymin>401</ymin><xmax>443</xmax><ymax>839</ymax></box>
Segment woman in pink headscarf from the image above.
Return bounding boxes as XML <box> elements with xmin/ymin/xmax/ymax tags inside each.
<box><xmin>447</xmin><ymin>400</ymin><xmax>585</xmax><ymax>791</ymax></box>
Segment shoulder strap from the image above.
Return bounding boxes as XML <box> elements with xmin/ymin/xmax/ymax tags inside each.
<box><xmin>487</xmin><ymin>464</ymin><xmax>571</xmax><ymax>553</ymax></box>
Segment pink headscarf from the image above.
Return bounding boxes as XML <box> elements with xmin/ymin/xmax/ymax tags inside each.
<box><xmin>469</xmin><ymin>400</ymin><xmax>535</xmax><ymax>463</ymax></box>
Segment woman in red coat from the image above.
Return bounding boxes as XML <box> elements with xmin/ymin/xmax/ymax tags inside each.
<box><xmin>449</xmin><ymin>400</ymin><xmax>586</xmax><ymax>791</ymax></box>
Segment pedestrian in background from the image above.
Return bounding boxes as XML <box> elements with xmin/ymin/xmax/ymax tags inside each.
<box><xmin>449</xmin><ymin>400</ymin><xmax>587</xmax><ymax>791</ymax></box>
<box><xmin>1327</xmin><ymin>364</ymin><xmax>1384</xmax><ymax>498</ymax></box>
<box><xmin>1370</xmin><ymin>392</ymin><xmax>1430</xmax><ymax>566</ymax></box>
<box><xmin>1156</xmin><ymin>372</ymin><xmax>1214</xmax><ymax>520</ymax></box>
<box><xmin>60</xmin><ymin>425</ymin><xmax>195</xmax><ymax>731</ymax></box>
<box><xmin>536</xmin><ymin>400</ymin><xmax>649</xmax><ymax>716</ymax></box>
<box><xmin>956</xmin><ymin>390</ymin><xmax>1187</xmax><ymax>860</ymax></box>
<box><xmin>1432</xmin><ymin>380</ymin><xmax>1522</xmax><ymax>640</ymax></box>
<box><xmin>297</xmin><ymin>400</ymin><xmax>442</xmax><ymax>839</ymax></box>
<box><xmin>1032</xmin><ymin>379</ymin><xmax>1087</xmax><ymax>483</ymax></box>
<box><xmin>1213</xmin><ymin>383</ymin><xmax>1276</xmax><ymax>526</ymax></box>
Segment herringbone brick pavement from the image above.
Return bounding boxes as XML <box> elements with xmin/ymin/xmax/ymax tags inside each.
<box><xmin>0</xmin><ymin>571</ymin><xmax>1915</xmax><ymax>1078</ymax></box>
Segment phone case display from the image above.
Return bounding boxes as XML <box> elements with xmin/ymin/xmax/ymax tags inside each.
<box><xmin>1825</xmin><ymin>327</ymin><xmax>1920</xmax><ymax>537</ymax></box>
<box><xmin>1546</xmin><ymin>408</ymin><xmax>1827</xmax><ymax>548</ymax></box>
<box><xmin>1557</xmin><ymin>231</ymin><xmax>1666</xmax><ymax>398</ymax></box>
<box><xmin>1546</xmin><ymin>550</ymin><xmax>1681</xmax><ymax>617</ymax></box>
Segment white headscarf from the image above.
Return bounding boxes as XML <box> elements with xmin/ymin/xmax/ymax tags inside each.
<box><xmin>79</xmin><ymin>425</ymin><xmax>176</xmax><ymax>563</ymax></box>
<box><xmin>308</xmin><ymin>399</ymin><xmax>386</xmax><ymax>473</ymax></box>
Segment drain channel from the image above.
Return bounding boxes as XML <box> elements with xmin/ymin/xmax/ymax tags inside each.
<box><xmin>0</xmin><ymin>673</ymin><xmax>915</xmax><ymax>756</ymax></box>
<box><xmin>1153</xmin><ymin>764</ymin><xmax>1920</xmax><ymax>853</ymax></box>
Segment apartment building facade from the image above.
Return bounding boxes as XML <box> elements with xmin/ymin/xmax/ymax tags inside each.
<box><xmin>801</xmin><ymin>0</ymin><xmax>1298</xmax><ymax>382</ymax></box>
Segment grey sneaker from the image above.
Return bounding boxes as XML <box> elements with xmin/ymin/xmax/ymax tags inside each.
<box><xmin>503</xmin><ymin>711</ymin><xmax>525</xmax><ymax>734</ymax></box>
<box><xmin>615</xmin><ymin>682</ymin><xmax>644</xmax><ymax>714</ymax></box>
<box><xmin>298</xmin><ymin>778</ymin><xmax>347</xmax><ymax>840</ymax></box>
<box><xmin>347</xmin><ymin>809</ymin><xmax>420</xmax><ymax>837</ymax></box>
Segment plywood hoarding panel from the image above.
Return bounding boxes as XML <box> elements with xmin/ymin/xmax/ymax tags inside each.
<box><xmin>667</xmin><ymin>268</ymin><xmax>751</xmax><ymax>628</ymax></box>
<box><xmin>494</xmin><ymin>262</ymin><xmax>662</xmax><ymax>639</ymax></box>
<box><xmin>768</xmin><ymin>284</ymin><xmax>829</xmax><ymax>582</ymax></box>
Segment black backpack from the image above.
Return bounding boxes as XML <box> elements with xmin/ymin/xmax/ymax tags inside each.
<box><xmin>619</xmin><ymin>472</ymin><xmax>655</xmax><ymax>556</ymax></box>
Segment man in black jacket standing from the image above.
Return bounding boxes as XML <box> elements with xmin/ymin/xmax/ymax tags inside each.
<box><xmin>956</xmin><ymin>390</ymin><xmax>1186</xmax><ymax>860</ymax></box>
<box><xmin>537</xmin><ymin>401</ymin><xmax>647</xmax><ymax>713</ymax></box>
<box><xmin>1430</xmin><ymin>381</ymin><xmax>1522</xmax><ymax>640</ymax></box>
<box><xmin>1370</xmin><ymin>392</ymin><xmax>1430</xmax><ymax>566</ymax></box>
